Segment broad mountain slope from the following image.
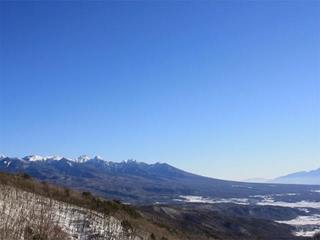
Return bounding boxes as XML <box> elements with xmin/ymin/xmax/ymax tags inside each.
<box><xmin>0</xmin><ymin>155</ymin><xmax>319</xmax><ymax>204</ymax></box>
<box><xmin>273</xmin><ymin>168</ymin><xmax>320</xmax><ymax>185</ymax></box>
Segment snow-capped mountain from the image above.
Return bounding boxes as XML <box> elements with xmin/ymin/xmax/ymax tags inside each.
<box><xmin>18</xmin><ymin>154</ymin><xmax>107</xmax><ymax>163</ymax></box>
<box><xmin>76</xmin><ymin>155</ymin><xmax>91</xmax><ymax>163</ymax></box>
<box><xmin>23</xmin><ymin>155</ymin><xmax>64</xmax><ymax>161</ymax></box>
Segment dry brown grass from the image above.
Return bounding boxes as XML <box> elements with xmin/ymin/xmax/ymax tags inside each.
<box><xmin>0</xmin><ymin>172</ymin><xmax>139</xmax><ymax>218</ymax></box>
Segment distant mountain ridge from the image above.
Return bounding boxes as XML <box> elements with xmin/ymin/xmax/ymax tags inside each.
<box><xmin>272</xmin><ymin>168</ymin><xmax>320</xmax><ymax>185</ymax></box>
<box><xmin>0</xmin><ymin>154</ymin><xmax>318</xmax><ymax>204</ymax></box>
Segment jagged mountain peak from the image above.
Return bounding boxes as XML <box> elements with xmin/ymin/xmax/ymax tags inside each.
<box><xmin>1</xmin><ymin>155</ymin><xmax>173</xmax><ymax>168</ymax></box>
<box><xmin>23</xmin><ymin>155</ymin><xmax>45</xmax><ymax>161</ymax></box>
<box><xmin>122</xmin><ymin>158</ymin><xmax>138</xmax><ymax>164</ymax></box>
<box><xmin>76</xmin><ymin>155</ymin><xmax>91</xmax><ymax>162</ymax></box>
<box><xmin>93</xmin><ymin>155</ymin><xmax>104</xmax><ymax>160</ymax></box>
<box><xmin>1</xmin><ymin>155</ymin><xmax>183</xmax><ymax>178</ymax></box>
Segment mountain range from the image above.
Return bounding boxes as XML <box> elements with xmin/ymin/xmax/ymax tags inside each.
<box><xmin>0</xmin><ymin>155</ymin><xmax>318</xmax><ymax>204</ymax></box>
<box><xmin>1</xmin><ymin>154</ymin><xmax>320</xmax><ymax>239</ymax></box>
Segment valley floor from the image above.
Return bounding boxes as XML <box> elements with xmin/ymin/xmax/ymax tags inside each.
<box><xmin>174</xmin><ymin>193</ymin><xmax>320</xmax><ymax>237</ymax></box>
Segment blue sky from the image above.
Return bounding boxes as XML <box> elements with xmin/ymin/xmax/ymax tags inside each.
<box><xmin>0</xmin><ymin>1</ymin><xmax>319</xmax><ymax>180</ymax></box>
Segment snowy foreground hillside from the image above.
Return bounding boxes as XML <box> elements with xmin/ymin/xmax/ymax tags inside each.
<box><xmin>0</xmin><ymin>172</ymin><xmax>319</xmax><ymax>240</ymax></box>
<box><xmin>0</xmin><ymin>184</ymin><xmax>145</xmax><ymax>240</ymax></box>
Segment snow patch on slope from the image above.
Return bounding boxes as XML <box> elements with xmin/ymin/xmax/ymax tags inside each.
<box><xmin>0</xmin><ymin>184</ymin><xmax>138</xmax><ymax>240</ymax></box>
<box><xmin>277</xmin><ymin>215</ymin><xmax>320</xmax><ymax>237</ymax></box>
<box><xmin>176</xmin><ymin>195</ymin><xmax>249</xmax><ymax>205</ymax></box>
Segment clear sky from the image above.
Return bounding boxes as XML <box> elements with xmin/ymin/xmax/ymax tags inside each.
<box><xmin>0</xmin><ymin>1</ymin><xmax>319</xmax><ymax>180</ymax></box>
